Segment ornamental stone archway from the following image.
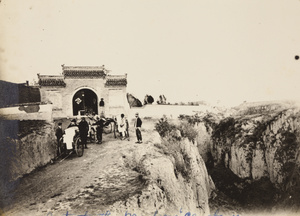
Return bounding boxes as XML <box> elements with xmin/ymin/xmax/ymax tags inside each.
<box><xmin>38</xmin><ymin>65</ymin><xmax>129</xmax><ymax>118</ymax></box>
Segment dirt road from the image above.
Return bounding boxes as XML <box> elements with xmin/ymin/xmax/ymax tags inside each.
<box><xmin>3</xmin><ymin>126</ymin><xmax>153</xmax><ymax>216</ymax></box>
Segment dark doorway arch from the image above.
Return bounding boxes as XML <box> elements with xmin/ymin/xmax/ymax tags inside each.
<box><xmin>72</xmin><ymin>89</ymin><xmax>98</xmax><ymax>116</ymax></box>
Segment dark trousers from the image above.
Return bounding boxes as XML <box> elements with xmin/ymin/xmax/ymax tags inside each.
<box><xmin>126</xmin><ymin>128</ymin><xmax>129</xmax><ymax>138</ymax></box>
<box><xmin>97</xmin><ymin>127</ymin><xmax>103</xmax><ymax>142</ymax></box>
<box><xmin>136</xmin><ymin>128</ymin><xmax>142</xmax><ymax>141</ymax></box>
<box><xmin>56</xmin><ymin>138</ymin><xmax>61</xmax><ymax>156</ymax></box>
<box><xmin>80</xmin><ymin>134</ymin><xmax>88</xmax><ymax>147</ymax></box>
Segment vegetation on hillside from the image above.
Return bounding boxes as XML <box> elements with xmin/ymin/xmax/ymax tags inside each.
<box><xmin>154</xmin><ymin>116</ymin><xmax>198</xmax><ymax>180</ymax></box>
<box><xmin>155</xmin><ymin>116</ymin><xmax>197</xmax><ymax>143</ymax></box>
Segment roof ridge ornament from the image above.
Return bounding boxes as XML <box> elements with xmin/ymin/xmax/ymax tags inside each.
<box><xmin>62</xmin><ymin>65</ymin><xmax>108</xmax><ymax>78</ymax></box>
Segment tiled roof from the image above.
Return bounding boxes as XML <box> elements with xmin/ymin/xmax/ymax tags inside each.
<box><xmin>37</xmin><ymin>66</ymin><xmax>127</xmax><ymax>87</ymax></box>
<box><xmin>62</xmin><ymin>65</ymin><xmax>107</xmax><ymax>78</ymax></box>
<box><xmin>105</xmin><ymin>75</ymin><xmax>127</xmax><ymax>86</ymax></box>
<box><xmin>38</xmin><ymin>75</ymin><xmax>66</xmax><ymax>87</ymax></box>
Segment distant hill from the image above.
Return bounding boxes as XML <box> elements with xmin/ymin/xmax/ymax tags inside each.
<box><xmin>234</xmin><ymin>100</ymin><xmax>297</xmax><ymax>115</ymax></box>
<box><xmin>0</xmin><ymin>80</ymin><xmax>41</xmax><ymax>108</ymax></box>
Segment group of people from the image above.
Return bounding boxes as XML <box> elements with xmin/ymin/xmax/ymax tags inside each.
<box><xmin>55</xmin><ymin>112</ymin><xmax>143</xmax><ymax>157</ymax></box>
<box><xmin>116</xmin><ymin>112</ymin><xmax>143</xmax><ymax>143</ymax></box>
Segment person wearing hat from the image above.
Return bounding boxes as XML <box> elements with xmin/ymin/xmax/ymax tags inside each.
<box><xmin>134</xmin><ymin>112</ymin><xmax>142</xmax><ymax>143</ymax></box>
<box><xmin>55</xmin><ymin>122</ymin><xmax>63</xmax><ymax>157</ymax></box>
<box><xmin>79</xmin><ymin>117</ymin><xmax>89</xmax><ymax>149</ymax></box>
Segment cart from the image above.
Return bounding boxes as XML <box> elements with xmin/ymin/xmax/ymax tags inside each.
<box><xmin>87</xmin><ymin>117</ymin><xmax>117</xmax><ymax>143</ymax></box>
<box><xmin>58</xmin><ymin>126</ymin><xmax>84</xmax><ymax>157</ymax></box>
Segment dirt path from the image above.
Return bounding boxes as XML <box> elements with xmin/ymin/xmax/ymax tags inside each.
<box><xmin>3</xmin><ymin>127</ymin><xmax>153</xmax><ymax>216</ymax></box>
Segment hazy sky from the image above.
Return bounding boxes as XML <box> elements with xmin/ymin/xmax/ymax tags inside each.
<box><xmin>0</xmin><ymin>0</ymin><xmax>300</xmax><ymax>106</ymax></box>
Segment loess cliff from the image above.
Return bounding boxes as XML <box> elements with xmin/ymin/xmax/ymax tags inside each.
<box><xmin>192</xmin><ymin>103</ymin><xmax>300</xmax><ymax>213</ymax></box>
<box><xmin>108</xmin><ymin>126</ymin><xmax>215</xmax><ymax>216</ymax></box>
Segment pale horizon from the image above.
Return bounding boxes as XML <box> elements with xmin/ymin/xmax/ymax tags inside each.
<box><xmin>1</xmin><ymin>0</ymin><xmax>300</xmax><ymax>107</ymax></box>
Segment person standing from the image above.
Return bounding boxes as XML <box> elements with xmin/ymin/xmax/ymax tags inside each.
<box><xmin>55</xmin><ymin>122</ymin><xmax>63</xmax><ymax>157</ymax></box>
<box><xmin>79</xmin><ymin>117</ymin><xmax>89</xmax><ymax>149</ymax></box>
<box><xmin>119</xmin><ymin>114</ymin><xmax>126</xmax><ymax>140</ymax></box>
<box><xmin>96</xmin><ymin>115</ymin><xmax>106</xmax><ymax>144</ymax></box>
<box><xmin>134</xmin><ymin>113</ymin><xmax>142</xmax><ymax>143</ymax></box>
<box><xmin>125</xmin><ymin>117</ymin><xmax>130</xmax><ymax>141</ymax></box>
<box><xmin>99</xmin><ymin>98</ymin><xmax>105</xmax><ymax>117</ymax></box>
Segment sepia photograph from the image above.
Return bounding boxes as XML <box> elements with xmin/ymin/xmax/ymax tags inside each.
<box><xmin>0</xmin><ymin>0</ymin><xmax>300</xmax><ymax>215</ymax></box>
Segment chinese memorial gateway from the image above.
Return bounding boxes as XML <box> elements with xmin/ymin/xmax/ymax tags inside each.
<box><xmin>38</xmin><ymin>65</ymin><xmax>128</xmax><ymax>118</ymax></box>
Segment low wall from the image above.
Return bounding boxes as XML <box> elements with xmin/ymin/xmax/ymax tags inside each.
<box><xmin>129</xmin><ymin>104</ymin><xmax>210</xmax><ymax>120</ymax></box>
<box><xmin>0</xmin><ymin>103</ymin><xmax>52</xmax><ymax>121</ymax></box>
<box><xmin>107</xmin><ymin>106</ymin><xmax>130</xmax><ymax>118</ymax></box>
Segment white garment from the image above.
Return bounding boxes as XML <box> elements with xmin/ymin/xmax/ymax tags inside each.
<box><xmin>63</xmin><ymin>126</ymin><xmax>78</xmax><ymax>150</ymax></box>
<box><xmin>118</xmin><ymin>118</ymin><xmax>126</xmax><ymax>133</ymax></box>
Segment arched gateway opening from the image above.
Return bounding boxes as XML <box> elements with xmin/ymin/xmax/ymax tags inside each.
<box><xmin>72</xmin><ymin>89</ymin><xmax>98</xmax><ymax>116</ymax></box>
